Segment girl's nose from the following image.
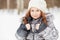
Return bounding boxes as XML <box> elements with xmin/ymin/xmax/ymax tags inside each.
<box><xmin>33</xmin><ymin>12</ymin><xmax>36</xmax><ymax>15</ymax></box>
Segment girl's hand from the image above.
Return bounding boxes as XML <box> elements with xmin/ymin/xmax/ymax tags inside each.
<box><xmin>35</xmin><ymin>24</ymin><xmax>40</xmax><ymax>30</ymax></box>
<box><xmin>25</xmin><ymin>24</ymin><xmax>31</xmax><ymax>30</ymax></box>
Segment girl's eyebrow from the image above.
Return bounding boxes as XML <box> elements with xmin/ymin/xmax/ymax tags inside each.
<box><xmin>31</xmin><ymin>9</ymin><xmax>34</xmax><ymax>10</ymax></box>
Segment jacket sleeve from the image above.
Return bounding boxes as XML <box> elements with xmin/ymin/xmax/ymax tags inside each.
<box><xmin>15</xmin><ymin>23</ymin><xmax>28</xmax><ymax>40</ymax></box>
<box><xmin>44</xmin><ymin>25</ymin><xmax>59</xmax><ymax>40</ymax></box>
<box><xmin>44</xmin><ymin>13</ymin><xmax>59</xmax><ymax>40</ymax></box>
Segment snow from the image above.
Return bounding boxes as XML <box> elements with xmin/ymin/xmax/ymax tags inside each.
<box><xmin>0</xmin><ymin>8</ymin><xmax>60</xmax><ymax>40</ymax></box>
<box><xmin>0</xmin><ymin>9</ymin><xmax>21</xmax><ymax>40</ymax></box>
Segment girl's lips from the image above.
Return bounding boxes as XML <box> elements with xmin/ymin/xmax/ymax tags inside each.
<box><xmin>34</xmin><ymin>16</ymin><xmax>37</xmax><ymax>17</ymax></box>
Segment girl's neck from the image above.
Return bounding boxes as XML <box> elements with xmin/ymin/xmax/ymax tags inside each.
<box><xmin>33</xmin><ymin>17</ymin><xmax>41</xmax><ymax>20</ymax></box>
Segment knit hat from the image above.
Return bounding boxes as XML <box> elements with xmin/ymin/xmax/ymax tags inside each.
<box><xmin>28</xmin><ymin>0</ymin><xmax>48</xmax><ymax>13</ymax></box>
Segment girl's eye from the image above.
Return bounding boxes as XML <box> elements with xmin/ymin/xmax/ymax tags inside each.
<box><xmin>36</xmin><ymin>10</ymin><xmax>39</xmax><ymax>12</ymax></box>
<box><xmin>31</xmin><ymin>10</ymin><xmax>34</xmax><ymax>12</ymax></box>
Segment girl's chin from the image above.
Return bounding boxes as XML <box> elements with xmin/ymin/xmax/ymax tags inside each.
<box><xmin>33</xmin><ymin>17</ymin><xmax>39</xmax><ymax>19</ymax></box>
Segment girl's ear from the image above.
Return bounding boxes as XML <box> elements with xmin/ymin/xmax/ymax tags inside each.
<box><xmin>27</xmin><ymin>17</ymin><xmax>33</xmax><ymax>23</ymax></box>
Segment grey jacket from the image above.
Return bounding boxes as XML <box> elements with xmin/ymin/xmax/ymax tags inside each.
<box><xmin>15</xmin><ymin>13</ymin><xmax>59</xmax><ymax>40</ymax></box>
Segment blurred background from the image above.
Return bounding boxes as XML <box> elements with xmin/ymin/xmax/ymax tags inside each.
<box><xmin>0</xmin><ymin>0</ymin><xmax>60</xmax><ymax>40</ymax></box>
<box><xmin>0</xmin><ymin>0</ymin><xmax>60</xmax><ymax>14</ymax></box>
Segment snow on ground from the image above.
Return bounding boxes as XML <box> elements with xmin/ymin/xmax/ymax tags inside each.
<box><xmin>0</xmin><ymin>8</ymin><xmax>60</xmax><ymax>40</ymax></box>
<box><xmin>0</xmin><ymin>9</ymin><xmax>21</xmax><ymax>40</ymax></box>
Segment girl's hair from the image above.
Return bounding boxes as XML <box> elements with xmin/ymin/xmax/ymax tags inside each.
<box><xmin>22</xmin><ymin>9</ymin><xmax>47</xmax><ymax>25</ymax></box>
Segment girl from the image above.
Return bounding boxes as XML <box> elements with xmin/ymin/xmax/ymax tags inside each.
<box><xmin>15</xmin><ymin>0</ymin><xmax>58</xmax><ymax>40</ymax></box>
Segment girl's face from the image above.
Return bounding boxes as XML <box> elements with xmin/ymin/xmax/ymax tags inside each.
<box><xmin>30</xmin><ymin>7</ymin><xmax>41</xmax><ymax>19</ymax></box>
